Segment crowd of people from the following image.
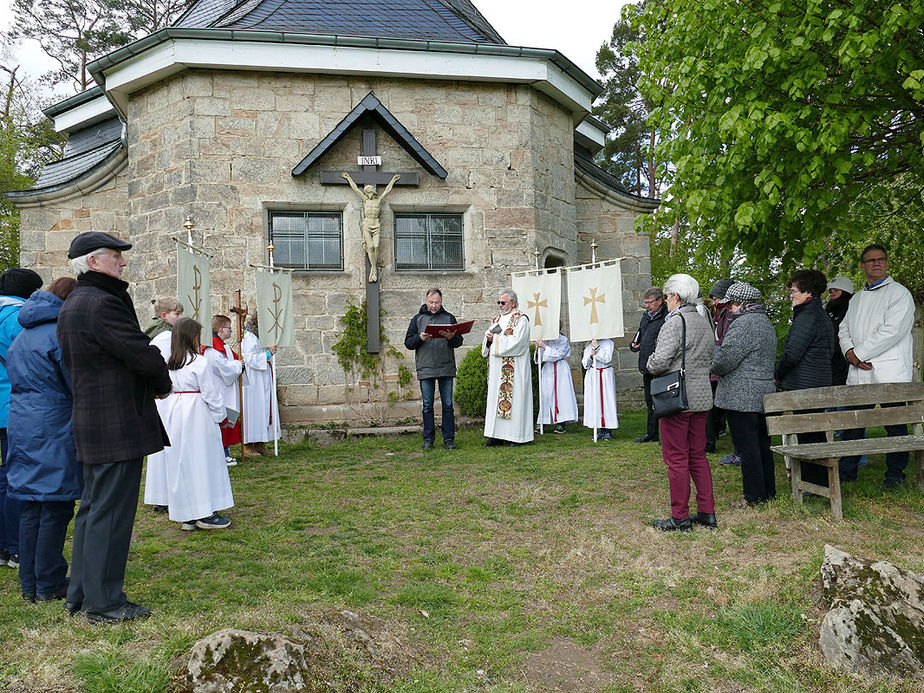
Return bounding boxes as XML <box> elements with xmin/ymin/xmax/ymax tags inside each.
<box><xmin>405</xmin><ymin>245</ymin><xmax>914</xmax><ymax>534</ymax></box>
<box><xmin>0</xmin><ymin>236</ymin><xmax>915</xmax><ymax>620</ymax></box>
<box><xmin>0</xmin><ymin>231</ymin><xmax>281</xmax><ymax>623</ymax></box>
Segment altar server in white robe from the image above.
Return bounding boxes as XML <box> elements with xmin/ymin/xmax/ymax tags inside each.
<box><xmin>241</xmin><ymin>314</ymin><xmax>280</xmax><ymax>455</ymax></box>
<box><xmin>535</xmin><ymin>333</ymin><xmax>578</xmax><ymax>433</ymax></box>
<box><xmin>158</xmin><ymin>317</ymin><xmax>233</xmax><ymax>529</ymax></box>
<box><xmin>482</xmin><ymin>288</ymin><xmax>534</xmax><ymax>445</ymax></box>
<box><xmin>204</xmin><ymin>314</ymin><xmax>243</xmax><ymax>465</ymax></box>
<box><xmin>144</xmin><ymin>298</ymin><xmax>183</xmax><ymax>510</ymax></box>
<box><xmin>582</xmin><ymin>338</ymin><xmax>619</xmax><ymax>441</ymax></box>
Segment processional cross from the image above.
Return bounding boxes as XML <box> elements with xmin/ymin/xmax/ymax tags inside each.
<box><xmin>322</xmin><ymin>128</ymin><xmax>418</xmax><ymax>352</ymax></box>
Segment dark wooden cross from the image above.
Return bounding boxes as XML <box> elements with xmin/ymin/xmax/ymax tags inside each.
<box><xmin>321</xmin><ymin>127</ymin><xmax>418</xmax><ymax>353</ymax></box>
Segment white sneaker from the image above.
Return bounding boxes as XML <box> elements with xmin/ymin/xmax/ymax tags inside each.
<box><xmin>180</xmin><ymin>521</ymin><xmax>197</xmax><ymax>531</ymax></box>
<box><xmin>226</xmin><ymin>456</ymin><xmax>238</xmax><ymax>466</ymax></box>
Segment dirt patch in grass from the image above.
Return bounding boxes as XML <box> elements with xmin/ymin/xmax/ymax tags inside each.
<box><xmin>521</xmin><ymin>635</ymin><xmax>613</xmax><ymax>691</ymax></box>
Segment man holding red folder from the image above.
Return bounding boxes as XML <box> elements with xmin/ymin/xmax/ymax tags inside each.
<box><xmin>404</xmin><ymin>288</ymin><xmax>464</xmax><ymax>450</ymax></box>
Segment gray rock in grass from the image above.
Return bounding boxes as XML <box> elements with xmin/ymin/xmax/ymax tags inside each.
<box><xmin>819</xmin><ymin>544</ymin><xmax>924</xmax><ymax>678</ymax></box>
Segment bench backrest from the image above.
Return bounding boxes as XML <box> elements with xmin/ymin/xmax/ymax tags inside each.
<box><xmin>764</xmin><ymin>383</ymin><xmax>924</xmax><ymax>437</ymax></box>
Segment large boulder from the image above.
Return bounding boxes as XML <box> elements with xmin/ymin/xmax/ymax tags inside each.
<box><xmin>182</xmin><ymin>608</ymin><xmax>419</xmax><ymax>693</ymax></box>
<box><xmin>819</xmin><ymin>544</ymin><xmax>924</xmax><ymax>678</ymax></box>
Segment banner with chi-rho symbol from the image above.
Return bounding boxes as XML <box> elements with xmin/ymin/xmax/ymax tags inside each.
<box><xmin>255</xmin><ymin>267</ymin><xmax>294</xmax><ymax>347</ymax></box>
<box><xmin>177</xmin><ymin>243</ymin><xmax>211</xmax><ymax>344</ymax></box>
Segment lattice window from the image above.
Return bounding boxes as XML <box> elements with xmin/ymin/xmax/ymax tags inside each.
<box><xmin>394</xmin><ymin>213</ymin><xmax>463</xmax><ymax>271</ymax></box>
<box><xmin>268</xmin><ymin>211</ymin><xmax>342</xmax><ymax>271</ymax></box>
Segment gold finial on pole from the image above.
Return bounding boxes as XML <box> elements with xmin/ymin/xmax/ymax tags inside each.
<box><xmin>532</xmin><ymin>247</ymin><xmax>540</xmax><ymax>270</ymax></box>
<box><xmin>183</xmin><ymin>216</ymin><xmax>194</xmax><ymax>245</ymax></box>
<box><xmin>267</xmin><ymin>241</ymin><xmax>276</xmax><ymax>269</ymax></box>
<box><xmin>590</xmin><ymin>238</ymin><xmax>598</xmax><ymax>264</ymax></box>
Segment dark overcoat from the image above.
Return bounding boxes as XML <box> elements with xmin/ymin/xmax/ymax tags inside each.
<box><xmin>775</xmin><ymin>297</ymin><xmax>836</xmax><ymax>391</ymax></box>
<box><xmin>404</xmin><ymin>304</ymin><xmax>463</xmax><ymax>380</ymax></box>
<box><xmin>629</xmin><ymin>303</ymin><xmax>667</xmax><ymax>374</ymax></box>
<box><xmin>57</xmin><ymin>271</ymin><xmax>172</xmax><ymax>464</ymax></box>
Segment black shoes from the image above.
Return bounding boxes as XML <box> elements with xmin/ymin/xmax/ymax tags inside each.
<box><xmin>423</xmin><ymin>440</ymin><xmax>434</xmax><ymax>449</ymax></box>
<box><xmin>633</xmin><ymin>434</ymin><xmax>658</xmax><ymax>443</ymax></box>
<box><xmin>443</xmin><ymin>441</ymin><xmax>456</xmax><ymax>450</ymax></box>
<box><xmin>483</xmin><ymin>438</ymin><xmax>503</xmax><ymax>446</ymax></box>
<box><xmin>86</xmin><ymin>602</ymin><xmax>151</xmax><ymax>624</ymax></box>
<box><xmin>66</xmin><ymin>601</ymin><xmax>83</xmax><ymax>616</ymax></box>
<box><xmin>880</xmin><ymin>478</ymin><xmax>906</xmax><ymax>491</ymax></box>
<box><xmin>652</xmin><ymin>517</ymin><xmax>692</xmax><ymax>532</ymax></box>
<box><xmin>691</xmin><ymin>512</ymin><xmax>718</xmax><ymax>529</ymax></box>
<box><xmin>704</xmin><ymin>442</ymin><xmax>716</xmax><ymax>453</ymax></box>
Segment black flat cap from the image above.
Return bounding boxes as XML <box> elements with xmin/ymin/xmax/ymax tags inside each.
<box><xmin>67</xmin><ymin>232</ymin><xmax>132</xmax><ymax>259</ymax></box>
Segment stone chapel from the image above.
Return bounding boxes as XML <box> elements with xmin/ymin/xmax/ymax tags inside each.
<box><xmin>8</xmin><ymin>0</ymin><xmax>660</xmax><ymax>424</ymax></box>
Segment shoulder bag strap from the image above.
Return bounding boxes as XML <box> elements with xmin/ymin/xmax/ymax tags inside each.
<box><xmin>679</xmin><ymin>314</ymin><xmax>687</xmax><ymax>375</ymax></box>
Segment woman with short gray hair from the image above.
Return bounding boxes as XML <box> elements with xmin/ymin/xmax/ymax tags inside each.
<box><xmin>711</xmin><ymin>281</ymin><xmax>778</xmax><ymax>508</ymax></box>
<box><xmin>646</xmin><ymin>274</ymin><xmax>717</xmax><ymax>531</ymax></box>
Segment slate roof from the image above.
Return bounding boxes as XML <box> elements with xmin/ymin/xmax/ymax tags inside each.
<box><xmin>174</xmin><ymin>0</ymin><xmax>506</xmax><ymax>44</ymax></box>
<box><xmin>293</xmin><ymin>91</ymin><xmax>447</xmax><ymax>178</ymax></box>
<box><xmin>573</xmin><ymin>147</ymin><xmax>660</xmax><ymax>204</ymax></box>
<box><xmin>9</xmin><ymin>117</ymin><xmax>124</xmax><ymax>195</ymax></box>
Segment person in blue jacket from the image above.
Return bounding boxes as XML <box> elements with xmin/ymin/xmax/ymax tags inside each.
<box><xmin>6</xmin><ymin>278</ymin><xmax>81</xmax><ymax>601</ymax></box>
<box><xmin>0</xmin><ymin>267</ymin><xmax>43</xmax><ymax>570</ymax></box>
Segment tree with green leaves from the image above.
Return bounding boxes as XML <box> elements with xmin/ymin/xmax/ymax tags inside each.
<box><xmin>631</xmin><ymin>0</ymin><xmax>924</xmax><ymax>283</ymax></box>
<box><xmin>593</xmin><ymin>0</ymin><xmax>665</xmax><ymax>199</ymax></box>
<box><xmin>9</xmin><ymin>0</ymin><xmax>194</xmax><ymax>93</ymax></box>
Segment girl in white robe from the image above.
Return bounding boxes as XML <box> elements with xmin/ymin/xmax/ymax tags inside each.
<box><xmin>241</xmin><ymin>315</ymin><xmax>280</xmax><ymax>453</ymax></box>
<box><xmin>144</xmin><ymin>298</ymin><xmax>183</xmax><ymax>510</ymax></box>
<box><xmin>535</xmin><ymin>334</ymin><xmax>578</xmax><ymax>431</ymax></box>
<box><xmin>159</xmin><ymin>317</ymin><xmax>234</xmax><ymax>529</ymax></box>
<box><xmin>582</xmin><ymin>338</ymin><xmax>619</xmax><ymax>440</ymax></box>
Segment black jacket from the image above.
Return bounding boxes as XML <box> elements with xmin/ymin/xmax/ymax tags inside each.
<box><xmin>775</xmin><ymin>297</ymin><xmax>836</xmax><ymax>391</ymax></box>
<box><xmin>57</xmin><ymin>271</ymin><xmax>172</xmax><ymax>464</ymax></box>
<box><xmin>825</xmin><ymin>294</ymin><xmax>851</xmax><ymax>385</ymax></box>
<box><xmin>404</xmin><ymin>305</ymin><xmax>463</xmax><ymax>380</ymax></box>
<box><xmin>630</xmin><ymin>303</ymin><xmax>667</xmax><ymax>374</ymax></box>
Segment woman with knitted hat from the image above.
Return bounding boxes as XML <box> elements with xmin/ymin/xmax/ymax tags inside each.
<box><xmin>711</xmin><ymin>282</ymin><xmax>778</xmax><ymax>507</ymax></box>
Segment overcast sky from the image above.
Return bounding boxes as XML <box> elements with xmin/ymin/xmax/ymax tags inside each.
<box><xmin>0</xmin><ymin>0</ymin><xmax>631</xmax><ymax>85</ymax></box>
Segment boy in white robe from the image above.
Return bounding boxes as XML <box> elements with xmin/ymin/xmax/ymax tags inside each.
<box><xmin>482</xmin><ymin>288</ymin><xmax>533</xmax><ymax>445</ymax></box>
<box><xmin>203</xmin><ymin>315</ymin><xmax>243</xmax><ymax>465</ymax></box>
<box><xmin>535</xmin><ymin>333</ymin><xmax>578</xmax><ymax>433</ymax></box>
<box><xmin>582</xmin><ymin>338</ymin><xmax>619</xmax><ymax>441</ymax></box>
<box><xmin>241</xmin><ymin>315</ymin><xmax>280</xmax><ymax>455</ymax></box>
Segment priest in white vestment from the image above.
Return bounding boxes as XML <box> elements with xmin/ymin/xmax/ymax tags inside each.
<box><xmin>582</xmin><ymin>338</ymin><xmax>619</xmax><ymax>440</ymax></box>
<box><xmin>241</xmin><ymin>315</ymin><xmax>280</xmax><ymax>455</ymax></box>
<box><xmin>482</xmin><ymin>288</ymin><xmax>533</xmax><ymax>445</ymax></box>
<box><xmin>535</xmin><ymin>333</ymin><xmax>578</xmax><ymax>432</ymax></box>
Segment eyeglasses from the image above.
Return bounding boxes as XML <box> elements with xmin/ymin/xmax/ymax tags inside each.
<box><xmin>861</xmin><ymin>256</ymin><xmax>887</xmax><ymax>265</ymax></box>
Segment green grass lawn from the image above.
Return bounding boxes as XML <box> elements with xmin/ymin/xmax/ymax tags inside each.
<box><xmin>2</xmin><ymin>409</ymin><xmax>922</xmax><ymax>692</ymax></box>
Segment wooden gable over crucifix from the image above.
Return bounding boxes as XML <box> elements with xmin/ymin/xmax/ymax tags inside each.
<box><xmin>293</xmin><ymin>92</ymin><xmax>447</xmax><ymax>353</ymax></box>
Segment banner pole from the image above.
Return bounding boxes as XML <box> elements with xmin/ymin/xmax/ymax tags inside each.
<box><xmin>231</xmin><ymin>290</ymin><xmax>247</xmax><ymax>465</ymax></box>
<box><xmin>268</xmin><ymin>243</ymin><xmax>279</xmax><ymax>457</ymax></box>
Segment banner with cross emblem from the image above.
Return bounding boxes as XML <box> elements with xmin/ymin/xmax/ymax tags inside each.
<box><xmin>511</xmin><ymin>269</ymin><xmax>561</xmax><ymax>341</ymax></box>
<box><xmin>255</xmin><ymin>267</ymin><xmax>295</xmax><ymax>347</ymax></box>
<box><xmin>566</xmin><ymin>259</ymin><xmax>624</xmax><ymax>342</ymax></box>
<box><xmin>177</xmin><ymin>243</ymin><xmax>211</xmax><ymax>344</ymax></box>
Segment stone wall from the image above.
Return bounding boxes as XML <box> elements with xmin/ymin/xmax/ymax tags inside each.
<box><xmin>18</xmin><ymin>67</ymin><xmax>653</xmax><ymax>423</ymax></box>
<box><xmin>16</xmin><ymin>166</ymin><xmax>130</xmax><ymax>284</ymax></box>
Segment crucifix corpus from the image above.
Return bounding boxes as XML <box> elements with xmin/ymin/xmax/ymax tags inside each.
<box><xmin>321</xmin><ymin>127</ymin><xmax>418</xmax><ymax>352</ymax></box>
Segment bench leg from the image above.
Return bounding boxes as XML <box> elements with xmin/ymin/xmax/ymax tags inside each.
<box><xmin>916</xmin><ymin>450</ymin><xmax>924</xmax><ymax>492</ymax></box>
<box><xmin>789</xmin><ymin>455</ymin><xmax>802</xmax><ymax>505</ymax></box>
<box><xmin>827</xmin><ymin>459</ymin><xmax>843</xmax><ymax>521</ymax></box>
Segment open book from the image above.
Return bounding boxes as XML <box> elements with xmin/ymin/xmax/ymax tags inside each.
<box><xmin>424</xmin><ymin>320</ymin><xmax>474</xmax><ymax>338</ymax></box>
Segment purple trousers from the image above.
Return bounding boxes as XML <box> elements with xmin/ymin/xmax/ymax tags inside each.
<box><xmin>660</xmin><ymin>411</ymin><xmax>716</xmax><ymax>519</ymax></box>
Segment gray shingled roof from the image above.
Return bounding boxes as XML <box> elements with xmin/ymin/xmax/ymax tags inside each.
<box><xmin>293</xmin><ymin>91</ymin><xmax>447</xmax><ymax>178</ymax></box>
<box><xmin>21</xmin><ymin>117</ymin><xmax>124</xmax><ymax>192</ymax></box>
<box><xmin>574</xmin><ymin>148</ymin><xmax>660</xmax><ymax>203</ymax></box>
<box><xmin>174</xmin><ymin>0</ymin><xmax>505</xmax><ymax>44</ymax></box>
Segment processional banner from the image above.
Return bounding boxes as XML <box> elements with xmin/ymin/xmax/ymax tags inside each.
<box><xmin>511</xmin><ymin>269</ymin><xmax>562</xmax><ymax>341</ymax></box>
<box><xmin>177</xmin><ymin>243</ymin><xmax>211</xmax><ymax>343</ymax></box>
<box><xmin>566</xmin><ymin>259</ymin><xmax>624</xmax><ymax>343</ymax></box>
<box><xmin>255</xmin><ymin>267</ymin><xmax>295</xmax><ymax>347</ymax></box>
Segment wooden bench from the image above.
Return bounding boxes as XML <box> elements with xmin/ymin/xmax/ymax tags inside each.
<box><xmin>763</xmin><ymin>383</ymin><xmax>924</xmax><ymax>520</ymax></box>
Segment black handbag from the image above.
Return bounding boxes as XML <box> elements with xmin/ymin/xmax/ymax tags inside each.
<box><xmin>650</xmin><ymin>314</ymin><xmax>689</xmax><ymax>418</ymax></box>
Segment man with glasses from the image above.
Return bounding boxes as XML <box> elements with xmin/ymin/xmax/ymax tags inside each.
<box><xmin>482</xmin><ymin>288</ymin><xmax>533</xmax><ymax>446</ymax></box>
<box><xmin>838</xmin><ymin>244</ymin><xmax>915</xmax><ymax>489</ymax></box>
<box><xmin>630</xmin><ymin>287</ymin><xmax>668</xmax><ymax>443</ymax></box>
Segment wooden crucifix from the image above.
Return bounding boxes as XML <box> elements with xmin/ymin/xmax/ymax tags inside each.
<box><xmin>322</xmin><ymin>127</ymin><xmax>418</xmax><ymax>353</ymax></box>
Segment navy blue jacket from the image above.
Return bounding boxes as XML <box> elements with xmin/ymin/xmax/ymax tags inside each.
<box><xmin>6</xmin><ymin>291</ymin><xmax>82</xmax><ymax>501</ymax></box>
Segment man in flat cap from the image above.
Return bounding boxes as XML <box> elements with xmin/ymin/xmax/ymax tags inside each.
<box><xmin>57</xmin><ymin>232</ymin><xmax>172</xmax><ymax>623</ymax></box>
